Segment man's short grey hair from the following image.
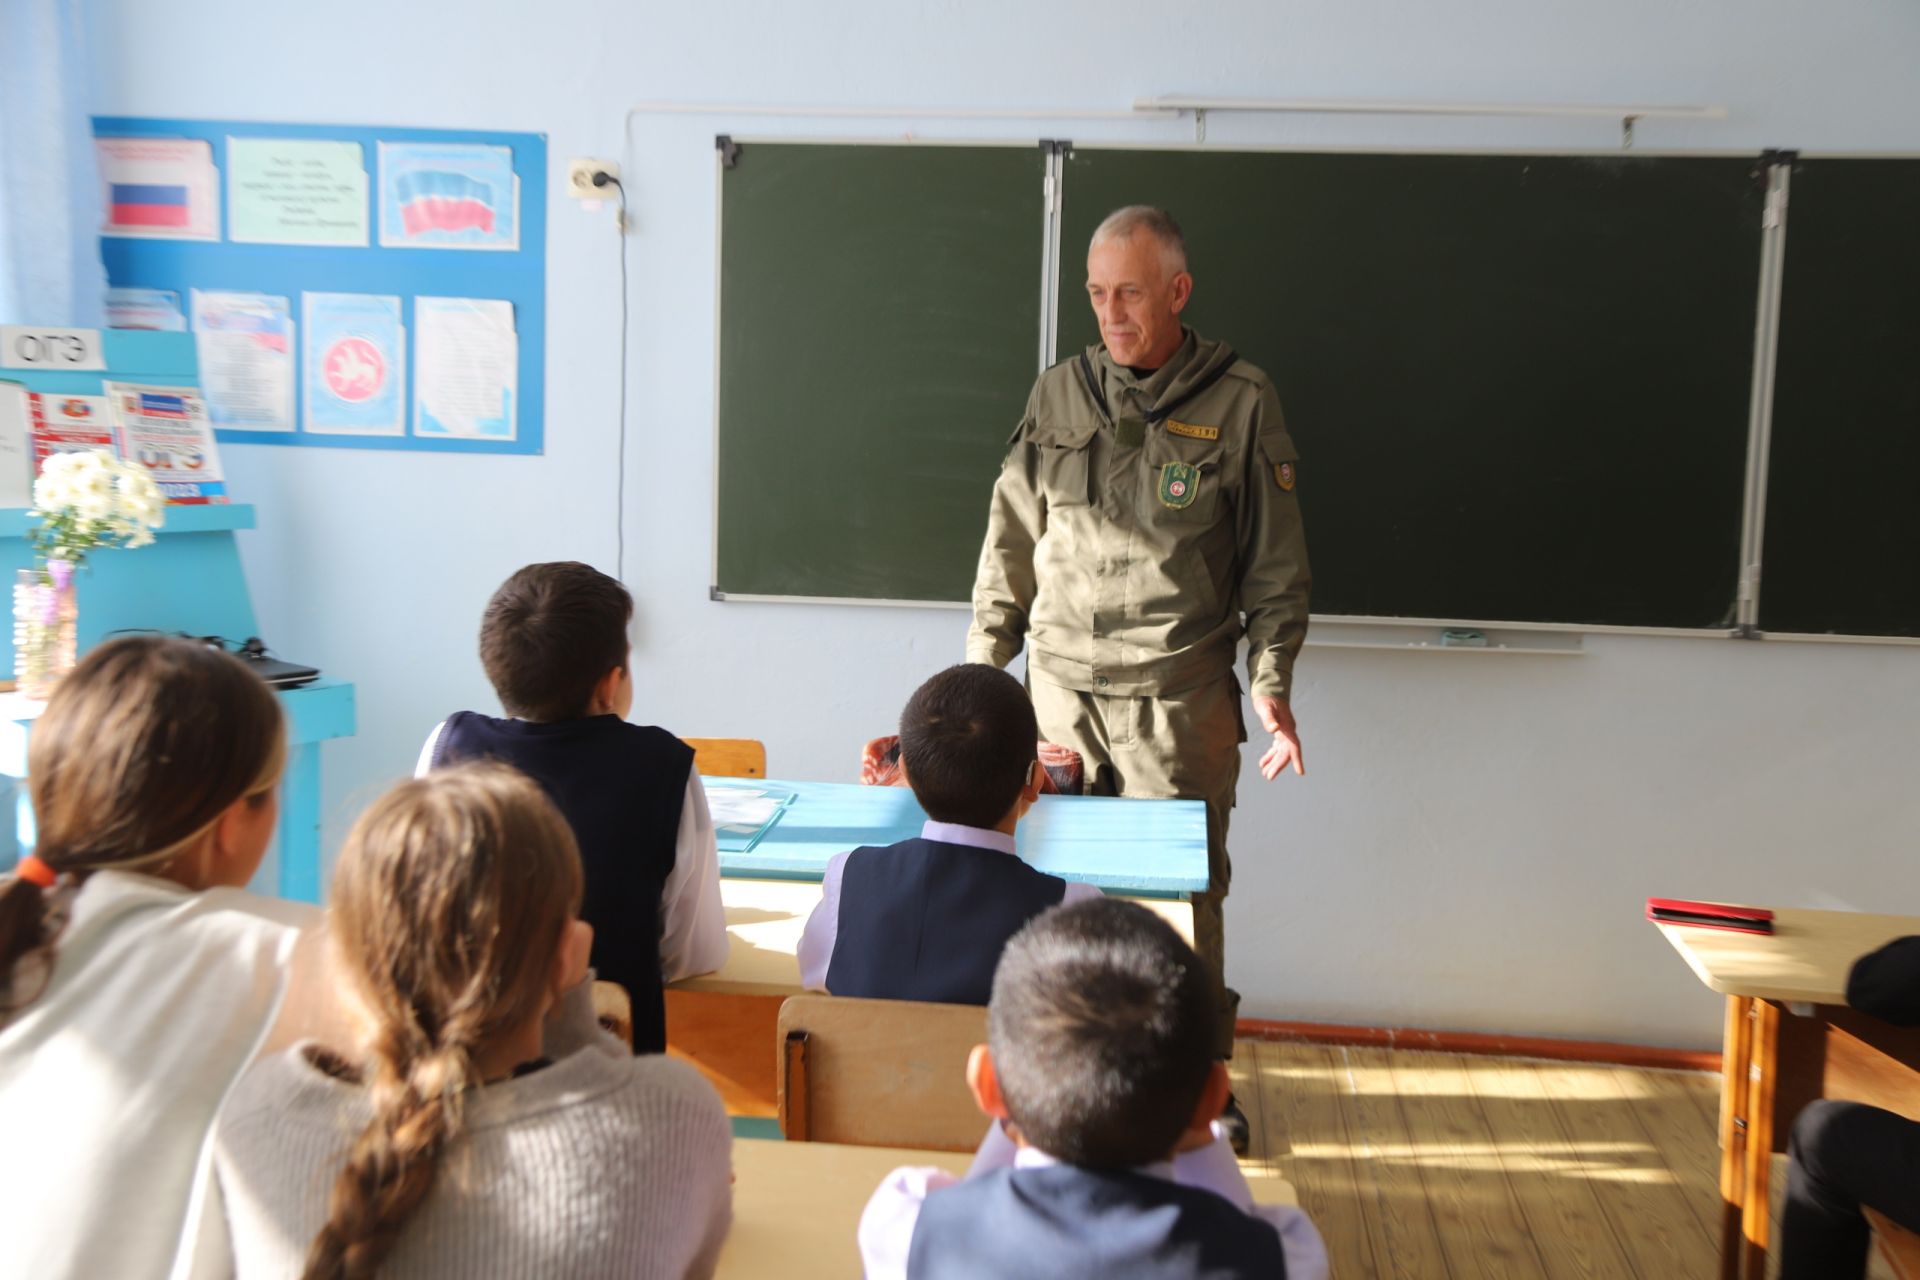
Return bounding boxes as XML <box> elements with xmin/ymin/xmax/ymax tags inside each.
<box><xmin>1089</xmin><ymin>206</ymin><xmax>1188</xmax><ymax>275</ymax></box>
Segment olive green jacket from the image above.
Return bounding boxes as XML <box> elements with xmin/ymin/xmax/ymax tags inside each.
<box><xmin>967</xmin><ymin>331</ymin><xmax>1311</xmax><ymax>700</ymax></box>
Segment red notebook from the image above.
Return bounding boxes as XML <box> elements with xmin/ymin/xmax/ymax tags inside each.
<box><xmin>1646</xmin><ymin>898</ymin><xmax>1775</xmax><ymax>935</ymax></box>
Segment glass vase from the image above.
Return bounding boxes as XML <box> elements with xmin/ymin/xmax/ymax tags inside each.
<box><xmin>14</xmin><ymin>560</ymin><xmax>78</xmax><ymax>700</ymax></box>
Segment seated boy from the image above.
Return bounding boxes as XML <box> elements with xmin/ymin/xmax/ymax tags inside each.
<box><xmin>417</xmin><ymin>561</ymin><xmax>726</xmax><ymax>1054</ymax></box>
<box><xmin>858</xmin><ymin>898</ymin><xmax>1328</xmax><ymax>1279</ymax></box>
<box><xmin>797</xmin><ymin>663</ymin><xmax>1098</xmax><ymax>1003</ymax></box>
<box><xmin>1778</xmin><ymin>934</ymin><xmax>1920</xmax><ymax>1278</ymax></box>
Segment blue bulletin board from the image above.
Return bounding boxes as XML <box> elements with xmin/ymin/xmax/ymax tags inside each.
<box><xmin>92</xmin><ymin>117</ymin><xmax>545</xmax><ymax>455</ymax></box>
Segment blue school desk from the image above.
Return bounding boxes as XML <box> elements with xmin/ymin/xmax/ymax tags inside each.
<box><xmin>716</xmin><ymin>778</ymin><xmax>1209</xmax><ymax>897</ymax></box>
<box><xmin>0</xmin><ymin>330</ymin><xmax>354</xmax><ymax>901</ymax></box>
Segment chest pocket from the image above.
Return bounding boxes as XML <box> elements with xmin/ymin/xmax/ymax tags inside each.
<box><xmin>1142</xmin><ymin>431</ymin><xmax>1225</xmax><ymax>524</ymax></box>
<box><xmin>1031</xmin><ymin>421</ymin><xmax>1097</xmax><ymax>509</ymax></box>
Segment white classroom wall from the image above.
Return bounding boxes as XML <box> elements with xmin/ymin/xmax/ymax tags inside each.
<box><xmin>90</xmin><ymin>0</ymin><xmax>1920</xmax><ymax>1049</ymax></box>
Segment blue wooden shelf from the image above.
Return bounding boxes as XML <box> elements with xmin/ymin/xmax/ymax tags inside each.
<box><xmin>0</xmin><ymin>503</ymin><xmax>257</xmax><ymax>539</ymax></box>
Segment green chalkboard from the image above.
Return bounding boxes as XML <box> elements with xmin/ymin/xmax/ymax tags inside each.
<box><xmin>715</xmin><ymin>143</ymin><xmax>1044</xmax><ymax>601</ymax></box>
<box><xmin>1760</xmin><ymin>158</ymin><xmax>1920</xmax><ymax>637</ymax></box>
<box><xmin>1059</xmin><ymin>149</ymin><xmax>1767</xmax><ymax>628</ymax></box>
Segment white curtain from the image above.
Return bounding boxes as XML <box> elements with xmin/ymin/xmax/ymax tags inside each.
<box><xmin>0</xmin><ymin>0</ymin><xmax>105</xmax><ymax>327</ymax></box>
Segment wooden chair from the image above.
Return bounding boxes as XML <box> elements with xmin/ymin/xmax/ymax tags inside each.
<box><xmin>777</xmin><ymin>994</ymin><xmax>989</xmax><ymax>1151</ymax></box>
<box><xmin>593</xmin><ymin>980</ymin><xmax>634</xmax><ymax>1049</ymax></box>
<box><xmin>683</xmin><ymin>737</ymin><xmax>767</xmax><ymax>779</ymax></box>
<box><xmin>1868</xmin><ymin>1208</ymin><xmax>1920</xmax><ymax>1280</ymax></box>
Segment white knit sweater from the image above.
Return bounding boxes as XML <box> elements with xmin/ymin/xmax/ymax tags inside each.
<box><xmin>0</xmin><ymin>870</ymin><xmax>322</xmax><ymax>1280</ymax></box>
<box><xmin>212</xmin><ymin>984</ymin><xmax>733</xmax><ymax>1279</ymax></box>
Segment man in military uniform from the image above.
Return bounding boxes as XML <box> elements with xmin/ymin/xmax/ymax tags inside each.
<box><xmin>967</xmin><ymin>206</ymin><xmax>1311</xmax><ymax>1145</ymax></box>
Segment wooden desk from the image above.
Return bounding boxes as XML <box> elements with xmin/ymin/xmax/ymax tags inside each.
<box><xmin>1657</xmin><ymin>907</ymin><xmax>1920</xmax><ymax>1280</ymax></box>
<box><xmin>669</xmin><ymin>879</ymin><xmax>1196</xmax><ymax>1114</ymax></box>
<box><xmin>720</xmin><ymin>1137</ymin><xmax>1297</xmax><ymax>1279</ymax></box>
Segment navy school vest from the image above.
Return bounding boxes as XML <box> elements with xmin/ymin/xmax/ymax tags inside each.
<box><xmin>825</xmin><ymin>837</ymin><xmax>1069</xmax><ymax>1006</ymax></box>
<box><xmin>908</xmin><ymin>1163</ymin><xmax>1288</xmax><ymax>1280</ymax></box>
<box><xmin>432</xmin><ymin>711</ymin><xmax>693</xmax><ymax>1054</ymax></box>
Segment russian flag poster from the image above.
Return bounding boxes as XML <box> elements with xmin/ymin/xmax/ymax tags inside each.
<box><xmin>97</xmin><ymin>137</ymin><xmax>218</xmax><ymax>241</ymax></box>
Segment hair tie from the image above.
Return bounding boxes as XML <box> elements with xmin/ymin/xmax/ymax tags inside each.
<box><xmin>14</xmin><ymin>855</ymin><xmax>57</xmax><ymax>888</ymax></box>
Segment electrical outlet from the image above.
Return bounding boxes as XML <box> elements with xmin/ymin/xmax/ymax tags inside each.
<box><xmin>567</xmin><ymin>158</ymin><xmax>619</xmax><ymax>200</ymax></box>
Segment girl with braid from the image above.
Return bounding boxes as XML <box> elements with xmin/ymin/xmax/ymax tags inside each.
<box><xmin>213</xmin><ymin>762</ymin><xmax>733</xmax><ymax>1279</ymax></box>
<box><xmin>0</xmin><ymin>636</ymin><xmax>339</xmax><ymax>1280</ymax></box>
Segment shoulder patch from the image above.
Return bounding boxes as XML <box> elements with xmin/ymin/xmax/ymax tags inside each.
<box><xmin>1164</xmin><ymin>419</ymin><xmax>1220</xmax><ymax>442</ymax></box>
<box><xmin>1274</xmin><ymin>461</ymin><xmax>1297</xmax><ymax>491</ymax></box>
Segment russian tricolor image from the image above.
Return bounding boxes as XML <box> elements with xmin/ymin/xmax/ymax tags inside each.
<box><xmin>109</xmin><ymin>183</ymin><xmax>192</xmax><ymax>228</ymax></box>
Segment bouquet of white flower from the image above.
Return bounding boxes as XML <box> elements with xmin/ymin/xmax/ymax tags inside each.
<box><xmin>28</xmin><ymin>449</ymin><xmax>167</xmax><ymax>569</ymax></box>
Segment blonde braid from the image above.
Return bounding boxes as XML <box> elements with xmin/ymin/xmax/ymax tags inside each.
<box><xmin>300</xmin><ymin>764</ymin><xmax>585</xmax><ymax>1279</ymax></box>
<box><xmin>302</xmin><ymin>989</ymin><xmax>492</xmax><ymax>1280</ymax></box>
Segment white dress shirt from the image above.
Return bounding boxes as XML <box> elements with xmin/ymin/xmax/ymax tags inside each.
<box><xmin>795</xmin><ymin>819</ymin><xmax>1102</xmax><ymax>991</ymax></box>
<box><xmin>858</xmin><ymin>1123</ymin><xmax>1330</xmax><ymax>1280</ymax></box>
<box><xmin>416</xmin><ymin>720</ymin><xmax>728</xmax><ymax>982</ymax></box>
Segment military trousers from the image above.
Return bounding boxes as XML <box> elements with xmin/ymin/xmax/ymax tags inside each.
<box><xmin>1027</xmin><ymin>672</ymin><xmax>1246</xmax><ymax>1059</ymax></box>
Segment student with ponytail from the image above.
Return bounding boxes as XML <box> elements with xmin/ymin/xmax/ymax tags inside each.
<box><xmin>0</xmin><ymin>635</ymin><xmax>339</xmax><ymax>1280</ymax></box>
<box><xmin>215</xmin><ymin>762</ymin><xmax>733</xmax><ymax>1279</ymax></box>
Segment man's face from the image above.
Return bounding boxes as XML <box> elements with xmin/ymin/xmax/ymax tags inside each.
<box><xmin>1086</xmin><ymin>231</ymin><xmax>1192</xmax><ymax>370</ymax></box>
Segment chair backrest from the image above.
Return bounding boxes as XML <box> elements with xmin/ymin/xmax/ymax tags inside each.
<box><xmin>1869</xmin><ymin>1208</ymin><xmax>1920</xmax><ymax>1280</ymax></box>
<box><xmin>592</xmin><ymin>980</ymin><xmax>634</xmax><ymax>1049</ymax></box>
<box><xmin>777</xmin><ymin>994</ymin><xmax>989</xmax><ymax>1151</ymax></box>
<box><xmin>683</xmin><ymin>737</ymin><xmax>767</xmax><ymax>779</ymax></box>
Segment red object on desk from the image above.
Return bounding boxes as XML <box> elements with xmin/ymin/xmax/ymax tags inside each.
<box><xmin>1646</xmin><ymin>897</ymin><xmax>1776</xmax><ymax>935</ymax></box>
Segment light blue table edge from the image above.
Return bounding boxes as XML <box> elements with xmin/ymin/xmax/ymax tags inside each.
<box><xmin>715</xmin><ymin>780</ymin><xmax>1207</xmax><ymax>898</ymax></box>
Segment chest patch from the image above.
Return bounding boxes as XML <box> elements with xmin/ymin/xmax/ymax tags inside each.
<box><xmin>1159</xmin><ymin>461</ymin><xmax>1200</xmax><ymax>509</ymax></box>
<box><xmin>1164</xmin><ymin>419</ymin><xmax>1220</xmax><ymax>441</ymax></box>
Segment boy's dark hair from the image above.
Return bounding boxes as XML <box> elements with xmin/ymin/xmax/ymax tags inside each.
<box><xmin>989</xmin><ymin>898</ymin><xmax>1216</xmax><ymax>1171</ymax></box>
<box><xmin>478</xmin><ymin>562</ymin><xmax>632</xmax><ymax>721</ymax></box>
<box><xmin>898</xmin><ymin>664</ymin><xmax>1039</xmax><ymax>830</ymax></box>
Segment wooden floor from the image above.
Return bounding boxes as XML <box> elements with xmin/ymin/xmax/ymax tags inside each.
<box><xmin>1231</xmin><ymin>1040</ymin><xmax>1891</xmax><ymax>1280</ymax></box>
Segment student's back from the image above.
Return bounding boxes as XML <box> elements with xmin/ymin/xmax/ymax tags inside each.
<box><xmin>215</xmin><ymin>764</ymin><xmax>732</xmax><ymax>1279</ymax></box>
<box><xmin>825</xmin><ymin>832</ymin><xmax>1073</xmax><ymax>1004</ymax></box>
<box><xmin>0</xmin><ymin>638</ymin><xmax>329</xmax><ymax>1280</ymax></box>
<box><xmin>799</xmin><ymin>664</ymin><xmax>1098</xmax><ymax>1005</ymax></box>
<box><xmin>429</xmin><ymin>708</ymin><xmax>693</xmax><ymax>1038</ymax></box>
<box><xmin>420</xmin><ymin>562</ymin><xmax>725</xmax><ymax>1054</ymax></box>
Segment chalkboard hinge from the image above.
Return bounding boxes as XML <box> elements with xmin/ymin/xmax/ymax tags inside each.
<box><xmin>716</xmin><ymin>135</ymin><xmax>742</xmax><ymax>169</ymax></box>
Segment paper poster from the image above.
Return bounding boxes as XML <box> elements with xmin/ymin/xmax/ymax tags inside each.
<box><xmin>104</xmin><ymin>382</ymin><xmax>229</xmax><ymax>504</ymax></box>
<box><xmin>302</xmin><ymin>293</ymin><xmax>405</xmax><ymax>436</ymax></box>
<box><xmin>191</xmin><ymin>291</ymin><xmax>295</xmax><ymax>431</ymax></box>
<box><xmin>26</xmin><ymin>393</ymin><xmax>118</xmax><ymax>473</ymax></box>
<box><xmin>96</xmin><ymin>137</ymin><xmax>219</xmax><ymax>240</ymax></box>
<box><xmin>378</xmin><ymin>142</ymin><xmax>519</xmax><ymax>251</ymax></box>
<box><xmin>105</xmin><ymin>287</ymin><xmax>187</xmax><ymax>332</ymax></box>
<box><xmin>0</xmin><ymin>384</ymin><xmax>34</xmax><ymax>506</ymax></box>
<box><xmin>227</xmin><ymin>138</ymin><xmax>369</xmax><ymax>246</ymax></box>
<box><xmin>413</xmin><ymin>297</ymin><xmax>516</xmax><ymax>440</ymax></box>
